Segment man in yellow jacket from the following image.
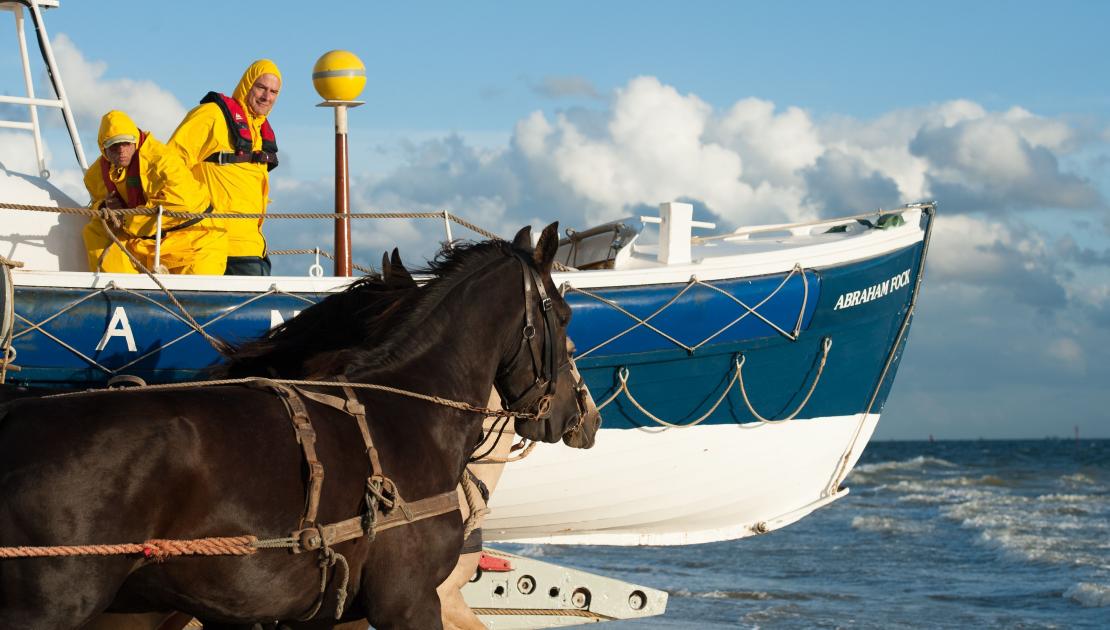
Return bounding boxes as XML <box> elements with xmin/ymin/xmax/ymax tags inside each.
<box><xmin>83</xmin><ymin>110</ymin><xmax>227</xmax><ymax>274</ymax></box>
<box><xmin>169</xmin><ymin>59</ymin><xmax>281</xmax><ymax>276</ymax></box>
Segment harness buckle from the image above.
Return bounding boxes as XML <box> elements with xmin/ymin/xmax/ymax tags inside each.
<box><xmin>295</xmin><ymin>526</ymin><xmax>324</xmax><ymax>552</ymax></box>
<box><xmin>541</xmin><ymin>297</ymin><xmax>553</xmax><ymax>312</ymax></box>
<box><xmin>522</xmin><ymin>325</ymin><xmax>536</xmax><ymax>340</ymax></box>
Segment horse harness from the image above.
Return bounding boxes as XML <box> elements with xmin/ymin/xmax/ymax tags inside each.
<box><xmin>247</xmin><ymin>378</ymin><xmax>459</xmax><ymax>618</ymax></box>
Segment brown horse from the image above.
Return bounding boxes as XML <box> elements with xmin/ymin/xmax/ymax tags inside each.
<box><xmin>0</xmin><ymin>223</ymin><xmax>594</xmax><ymax>629</ymax></box>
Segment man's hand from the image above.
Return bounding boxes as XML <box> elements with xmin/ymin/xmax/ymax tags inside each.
<box><xmin>104</xmin><ymin>191</ymin><xmax>125</xmax><ymax>210</ymax></box>
<box><xmin>99</xmin><ymin>192</ymin><xmax>124</xmax><ymax>230</ymax></box>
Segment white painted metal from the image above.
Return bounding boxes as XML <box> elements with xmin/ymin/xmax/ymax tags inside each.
<box><xmin>24</xmin><ymin>0</ymin><xmax>87</xmax><ymax>171</ymax></box>
<box><xmin>12</xmin><ymin>4</ymin><xmax>46</xmax><ymax>178</ymax></box>
<box><xmin>484</xmin><ymin>414</ymin><xmax>879</xmax><ymax>546</ymax></box>
<box><xmin>463</xmin><ymin>548</ymin><xmax>668</xmax><ymax>628</ymax></box>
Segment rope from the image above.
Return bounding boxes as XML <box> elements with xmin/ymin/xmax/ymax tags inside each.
<box><xmin>461</xmin><ymin>473</ymin><xmax>490</xmax><ymax>540</ymax></box>
<box><xmin>483</xmin><ymin>438</ymin><xmax>537</xmax><ymax>463</ymax></box>
<box><xmin>0</xmin><ymin>201</ymin><xmax>503</xmax><ymax>233</ymax></box>
<box><xmin>0</xmin><ymin>255</ymin><xmax>25</xmax><ymax>269</ymax></box>
<box><xmin>267</xmin><ymin>248</ymin><xmax>377</xmax><ymax>275</ymax></box>
<box><xmin>43</xmin><ymin>376</ymin><xmax>539</xmax><ymax>421</ymax></box>
<box><xmin>735</xmin><ymin>337</ymin><xmax>832</xmax><ymax>423</ymax></box>
<box><xmin>828</xmin><ymin>202</ymin><xmax>937</xmax><ymax>493</ymax></box>
<box><xmin>12</xmin><ymin>284</ymin><xmax>311</xmax><ymax>378</ymax></box>
<box><xmin>0</xmin><ymin>536</ymin><xmax>258</xmax><ymax>559</ymax></box>
<box><xmin>93</xmin><ymin>214</ymin><xmax>230</xmax><ymax>355</ymax></box>
<box><xmin>568</xmin><ymin>264</ymin><xmax>810</xmax><ymax>360</ymax></box>
<box><xmin>597</xmin><ymin>337</ymin><xmax>831</xmax><ymax>428</ymax></box>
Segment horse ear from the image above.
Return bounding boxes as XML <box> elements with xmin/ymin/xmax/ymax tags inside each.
<box><xmin>511</xmin><ymin>226</ymin><xmax>533</xmax><ymax>251</ymax></box>
<box><xmin>389</xmin><ymin>248</ymin><xmax>417</xmax><ymax>288</ymax></box>
<box><xmin>381</xmin><ymin>252</ymin><xmax>393</xmax><ymax>282</ymax></box>
<box><xmin>533</xmin><ymin>221</ymin><xmax>559</xmax><ymax>275</ymax></box>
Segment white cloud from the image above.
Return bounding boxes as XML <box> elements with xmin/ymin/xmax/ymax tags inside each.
<box><xmin>50</xmin><ymin>34</ymin><xmax>187</xmax><ymax>141</ymax></box>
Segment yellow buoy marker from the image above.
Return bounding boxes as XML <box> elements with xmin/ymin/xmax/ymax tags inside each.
<box><xmin>312</xmin><ymin>50</ymin><xmax>366</xmax><ymax>102</ymax></box>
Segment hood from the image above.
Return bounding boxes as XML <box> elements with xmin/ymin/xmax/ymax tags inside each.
<box><xmin>232</xmin><ymin>59</ymin><xmax>282</xmax><ymax>121</ymax></box>
<box><xmin>96</xmin><ymin>110</ymin><xmax>140</xmax><ymax>158</ymax></box>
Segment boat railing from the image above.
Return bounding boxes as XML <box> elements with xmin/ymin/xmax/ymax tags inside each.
<box><xmin>695</xmin><ymin>203</ymin><xmax>933</xmax><ymax>244</ymax></box>
<box><xmin>0</xmin><ymin>0</ymin><xmax>88</xmax><ymax>178</ymax></box>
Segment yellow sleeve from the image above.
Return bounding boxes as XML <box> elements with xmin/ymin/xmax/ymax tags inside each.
<box><xmin>141</xmin><ymin>135</ymin><xmax>210</xmax><ymax>216</ymax></box>
<box><xmin>167</xmin><ymin>103</ymin><xmax>224</xmax><ymax>168</ymax></box>
<box><xmin>83</xmin><ymin>159</ymin><xmax>109</xmax><ymax>210</ymax></box>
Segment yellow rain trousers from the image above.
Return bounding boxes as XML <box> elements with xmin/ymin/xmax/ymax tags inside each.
<box><xmin>82</xmin><ymin>111</ymin><xmax>227</xmax><ymax>274</ymax></box>
<box><xmin>168</xmin><ymin>60</ymin><xmax>281</xmax><ymax>259</ymax></box>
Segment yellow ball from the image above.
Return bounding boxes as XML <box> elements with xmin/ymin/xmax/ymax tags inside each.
<box><xmin>312</xmin><ymin>50</ymin><xmax>366</xmax><ymax>101</ymax></box>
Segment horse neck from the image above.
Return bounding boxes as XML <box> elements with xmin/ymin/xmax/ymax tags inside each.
<box><xmin>345</xmin><ymin>257</ymin><xmax>525</xmax><ymax>483</ymax></box>
<box><xmin>374</xmin><ymin>257</ymin><xmax>521</xmax><ymax>401</ymax></box>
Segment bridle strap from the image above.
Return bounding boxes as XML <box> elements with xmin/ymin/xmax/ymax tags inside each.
<box><xmin>503</xmin><ymin>255</ymin><xmax>560</xmax><ymax>415</ymax></box>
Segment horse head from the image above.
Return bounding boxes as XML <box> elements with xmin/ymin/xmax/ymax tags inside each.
<box><xmin>495</xmin><ymin>223</ymin><xmax>600</xmax><ymax>449</ymax></box>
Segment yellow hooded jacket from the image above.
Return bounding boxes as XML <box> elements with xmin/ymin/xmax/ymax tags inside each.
<box><xmin>168</xmin><ymin>60</ymin><xmax>281</xmax><ymax>259</ymax></box>
<box><xmin>82</xmin><ymin>110</ymin><xmax>226</xmax><ymax>274</ymax></box>
<box><xmin>84</xmin><ymin>110</ymin><xmax>212</xmax><ymax>234</ymax></box>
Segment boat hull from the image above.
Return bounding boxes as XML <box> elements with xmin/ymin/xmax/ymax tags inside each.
<box><xmin>2</xmin><ymin>209</ymin><xmax>930</xmax><ymax>545</ymax></box>
<box><xmin>486</xmin><ymin>413</ymin><xmax>878</xmax><ymax>545</ymax></box>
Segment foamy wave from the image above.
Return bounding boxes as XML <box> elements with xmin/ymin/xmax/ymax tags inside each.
<box><xmin>1037</xmin><ymin>493</ymin><xmax>1098</xmax><ymax>503</ymax></box>
<box><xmin>1059</xmin><ymin>472</ymin><xmax>1097</xmax><ymax>486</ymax></box>
<box><xmin>1064</xmin><ymin>582</ymin><xmax>1110</xmax><ymax>607</ymax></box>
<box><xmin>699</xmin><ymin>590</ymin><xmax>772</xmax><ymax>600</ymax></box>
<box><xmin>851</xmin><ymin>515</ymin><xmax>931</xmax><ymax>535</ymax></box>
<box><xmin>513</xmin><ymin>545</ymin><xmax>546</xmax><ymax>558</ymax></box>
<box><xmin>853</xmin><ymin>456</ymin><xmax>958</xmax><ymax>476</ymax></box>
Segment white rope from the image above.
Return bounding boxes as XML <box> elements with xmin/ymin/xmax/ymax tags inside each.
<box><xmin>568</xmin><ymin>264</ymin><xmax>811</xmax><ymax>360</ymax></box>
<box><xmin>596</xmin><ymin>336</ymin><xmax>831</xmax><ymax>428</ymax></box>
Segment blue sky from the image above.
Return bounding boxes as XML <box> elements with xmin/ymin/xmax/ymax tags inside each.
<box><xmin>3</xmin><ymin>1</ymin><xmax>1109</xmax><ymax>439</ymax></box>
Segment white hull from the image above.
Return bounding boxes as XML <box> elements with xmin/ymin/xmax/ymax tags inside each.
<box><xmin>485</xmin><ymin>413</ymin><xmax>879</xmax><ymax>545</ymax></box>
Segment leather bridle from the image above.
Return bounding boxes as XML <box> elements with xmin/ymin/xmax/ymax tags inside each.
<box><xmin>497</xmin><ymin>254</ymin><xmax>578</xmax><ymax>420</ymax></box>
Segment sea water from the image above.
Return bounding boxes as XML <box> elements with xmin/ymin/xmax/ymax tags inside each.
<box><xmin>504</xmin><ymin>439</ymin><xmax>1109</xmax><ymax>628</ymax></box>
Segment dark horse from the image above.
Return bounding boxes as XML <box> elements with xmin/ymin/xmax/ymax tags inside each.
<box><xmin>0</xmin><ymin>223</ymin><xmax>596</xmax><ymax>629</ymax></box>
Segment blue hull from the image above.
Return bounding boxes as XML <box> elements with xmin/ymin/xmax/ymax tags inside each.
<box><xmin>5</xmin><ymin>240</ymin><xmax>924</xmax><ymax>430</ymax></box>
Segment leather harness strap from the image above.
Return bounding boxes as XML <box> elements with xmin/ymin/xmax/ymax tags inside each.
<box><xmin>257</xmin><ymin>379</ymin><xmax>325</xmax><ymax>529</ymax></box>
<box><xmin>246</xmin><ymin>378</ymin><xmax>459</xmax><ymax>556</ymax></box>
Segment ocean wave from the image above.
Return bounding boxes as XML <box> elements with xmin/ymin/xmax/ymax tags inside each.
<box><xmin>1059</xmin><ymin>472</ymin><xmax>1098</xmax><ymax>486</ymax></box>
<box><xmin>1064</xmin><ymin>582</ymin><xmax>1110</xmax><ymax>607</ymax></box>
<box><xmin>851</xmin><ymin>515</ymin><xmax>932</xmax><ymax>535</ymax></box>
<box><xmin>852</xmin><ymin>455</ymin><xmax>959</xmax><ymax>476</ymax></box>
<box><xmin>1038</xmin><ymin>493</ymin><xmax>1094</xmax><ymax>502</ymax></box>
<box><xmin>697</xmin><ymin>590</ymin><xmax>773</xmax><ymax>600</ymax></box>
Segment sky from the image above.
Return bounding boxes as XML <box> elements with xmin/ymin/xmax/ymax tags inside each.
<box><xmin>1</xmin><ymin>1</ymin><xmax>1108</xmax><ymax>440</ymax></box>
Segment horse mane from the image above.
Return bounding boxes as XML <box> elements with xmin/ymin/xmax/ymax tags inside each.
<box><xmin>218</xmin><ymin>239</ymin><xmax>521</xmax><ymax>379</ymax></box>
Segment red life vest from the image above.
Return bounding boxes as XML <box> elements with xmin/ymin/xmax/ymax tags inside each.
<box><xmin>200</xmin><ymin>92</ymin><xmax>279</xmax><ymax>171</ymax></box>
<box><xmin>100</xmin><ymin>131</ymin><xmax>148</xmax><ymax>208</ymax></box>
